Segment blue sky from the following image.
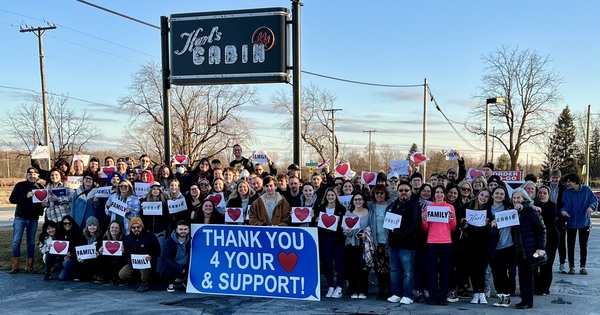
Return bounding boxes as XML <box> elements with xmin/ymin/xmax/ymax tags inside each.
<box><xmin>0</xmin><ymin>0</ymin><xmax>598</xmax><ymax>165</ymax></box>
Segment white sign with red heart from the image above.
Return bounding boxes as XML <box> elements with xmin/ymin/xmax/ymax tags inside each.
<box><xmin>207</xmin><ymin>192</ymin><xmax>226</xmax><ymax>209</ymax></box>
<box><xmin>341</xmin><ymin>215</ymin><xmax>360</xmax><ymax>230</ymax></box>
<box><xmin>317</xmin><ymin>213</ymin><xmax>339</xmax><ymax>231</ymax></box>
<box><xmin>410</xmin><ymin>152</ymin><xmax>429</xmax><ymax>165</ymax></box>
<box><xmin>334</xmin><ymin>162</ymin><xmax>355</xmax><ymax>178</ymax></box>
<box><xmin>291</xmin><ymin>207</ymin><xmax>312</xmax><ymax>223</ymax></box>
<box><xmin>361</xmin><ymin>171</ymin><xmax>377</xmax><ymax>185</ymax></box>
<box><xmin>172</xmin><ymin>154</ymin><xmax>189</xmax><ymax>165</ymax></box>
<box><xmin>32</xmin><ymin>189</ymin><xmax>49</xmax><ymax>203</ymax></box>
<box><xmin>467</xmin><ymin>168</ymin><xmax>485</xmax><ymax>180</ymax></box>
<box><xmin>225</xmin><ymin>207</ymin><xmax>244</xmax><ymax>223</ymax></box>
<box><xmin>99</xmin><ymin>166</ymin><xmax>116</xmax><ymax>178</ymax></box>
<box><xmin>102</xmin><ymin>240</ymin><xmax>123</xmax><ymax>256</ymax></box>
<box><xmin>50</xmin><ymin>240</ymin><xmax>69</xmax><ymax>255</ymax></box>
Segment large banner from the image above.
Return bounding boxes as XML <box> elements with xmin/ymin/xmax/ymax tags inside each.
<box><xmin>187</xmin><ymin>225</ymin><xmax>320</xmax><ymax>300</ymax></box>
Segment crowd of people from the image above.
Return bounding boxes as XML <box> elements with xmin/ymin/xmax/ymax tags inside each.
<box><xmin>8</xmin><ymin>144</ymin><xmax>596</xmax><ymax>309</ymax></box>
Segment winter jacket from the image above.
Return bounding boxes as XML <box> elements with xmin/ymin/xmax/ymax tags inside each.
<box><xmin>159</xmin><ymin>229</ymin><xmax>191</xmax><ymax>275</ymax></box>
<box><xmin>561</xmin><ymin>184</ymin><xmax>598</xmax><ymax>228</ymax></box>
<box><xmin>249</xmin><ymin>192</ymin><xmax>291</xmax><ymax>226</ymax></box>
<box><xmin>9</xmin><ymin>179</ymin><xmax>45</xmax><ymax>220</ymax></box>
<box><xmin>123</xmin><ymin>230</ymin><xmax>161</xmax><ymax>267</ymax></box>
<box><xmin>422</xmin><ymin>201</ymin><xmax>457</xmax><ymax>244</ymax></box>
<box><xmin>513</xmin><ymin>203</ymin><xmax>546</xmax><ymax>268</ymax></box>
<box><xmin>386</xmin><ymin>197</ymin><xmax>421</xmax><ymax>249</ymax></box>
<box><xmin>71</xmin><ymin>186</ymin><xmax>98</xmax><ymax>230</ymax></box>
<box><xmin>315</xmin><ymin>202</ymin><xmax>348</xmax><ymax>247</ymax></box>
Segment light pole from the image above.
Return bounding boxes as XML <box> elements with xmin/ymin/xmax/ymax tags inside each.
<box><xmin>363</xmin><ymin>130</ymin><xmax>377</xmax><ymax>171</ymax></box>
<box><xmin>485</xmin><ymin>97</ymin><xmax>503</xmax><ymax>163</ymax></box>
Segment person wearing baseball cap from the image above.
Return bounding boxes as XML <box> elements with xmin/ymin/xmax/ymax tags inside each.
<box><xmin>387</xmin><ymin>172</ymin><xmax>400</xmax><ymax>201</ymax></box>
<box><xmin>119</xmin><ymin>217</ymin><xmax>160</xmax><ymax>293</ymax></box>
<box><xmin>447</xmin><ymin>150</ymin><xmax>467</xmax><ymax>184</ymax></box>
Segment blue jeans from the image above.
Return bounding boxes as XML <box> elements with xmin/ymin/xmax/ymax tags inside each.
<box><xmin>389</xmin><ymin>247</ymin><xmax>415</xmax><ymax>298</ymax></box>
<box><xmin>12</xmin><ymin>217</ymin><xmax>38</xmax><ymax>258</ymax></box>
<box><xmin>59</xmin><ymin>259</ymin><xmax>78</xmax><ymax>281</ymax></box>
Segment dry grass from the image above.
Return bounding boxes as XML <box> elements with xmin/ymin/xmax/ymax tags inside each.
<box><xmin>0</xmin><ymin>178</ymin><xmax>21</xmax><ymax>207</ymax></box>
<box><xmin>0</xmin><ymin>225</ymin><xmax>43</xmax><ymax>271</ymax></box>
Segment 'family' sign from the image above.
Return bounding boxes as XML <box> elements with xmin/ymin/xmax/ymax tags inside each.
<box><xmin>187</xmin><ymin>225</ymin><xmax>320</xmax><ymax>300</ymax></box>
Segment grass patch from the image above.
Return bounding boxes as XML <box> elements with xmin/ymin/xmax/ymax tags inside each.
<box><xmin>0</xmin><ymin>225</ymin><xmax>43</xmax><ymax>271</ymax></box>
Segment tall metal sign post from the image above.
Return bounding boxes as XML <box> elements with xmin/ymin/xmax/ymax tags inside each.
<box><xmin>161</xmin><ymin>6</ymin><xmax>295</xmax><ymax>166</ymax></box>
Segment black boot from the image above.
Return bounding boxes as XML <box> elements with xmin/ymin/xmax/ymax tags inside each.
<box><xmin>43</xmin><ymin>272</ymin><xmax>51</xmax><ymax>281</ymax></box>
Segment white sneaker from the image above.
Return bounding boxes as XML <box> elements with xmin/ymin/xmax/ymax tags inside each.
<box><xmin>331</xmin><ymin>287</ymin><xmax>342</xmax><ymax>299</ymax></box>
<box><xmin>351</xmin><ymin>293</ymin><xmax>358</xmax><ymax>299</ymax></box>
<box><xmin>478</xmin><ymin>293</ymin><xmax>488</xmax><ymax>304</ymax></box>
<box><xmin>358</xmin><ymin>293</ymin><xmax>367</xmax><ymax>299</ymax></box>
<box><xmin>470</xmin><ymin>293</ymin><xmax>480</xmax><ymax>304</ymax></box>
<box><xmin>399</xmin><ymin>297</ymin><xmax>413</xmax><ymax>305</ymax></box>
<box><xmin>325</xmin><ymin>287</ymin><xmax>334</xmax><ymax>298</ymax></box>
<box><xmin>387</xmin><ymin>295</ymin><xmax>401</xmax><ymax>303</ymax></box>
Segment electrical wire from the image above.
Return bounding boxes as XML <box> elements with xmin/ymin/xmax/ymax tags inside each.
<box><xmin>301</xmin><ymin>70</ymin><xmax>423</xmax><ymax>88</ymax></box>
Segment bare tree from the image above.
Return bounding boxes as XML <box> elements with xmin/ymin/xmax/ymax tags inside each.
<box><xmin>119</xmin><ymin>61</ymin><xmax>257</xmax><ymax>163</ymax></box>
<box><xmin>1</xmin><ymin>94</ymin><xmax>97</xmax><ymax>162</ymax></box>
<box><xmin>466</xmin><ymin>46</ymin><xmax>562</xmax><ymax>169</ymax></box>
<box><xmin>271</xmin><ymin>84</ymin><xmax>338</xmax><ymax>162</ymax></box>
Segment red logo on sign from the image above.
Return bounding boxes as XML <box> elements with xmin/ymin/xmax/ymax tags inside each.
<box><xmin>252</xmin><ymin>26</ymin><xmax>275</xmax><ymax>51</ymax></box>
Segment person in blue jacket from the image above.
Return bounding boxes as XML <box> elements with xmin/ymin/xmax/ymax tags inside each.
<box><xmin>560</xmin><ymin>173</ymin><xmax>597</xmax><ymax>275</ymax></box>
<box><xmin>159</xmin><ymin>220</ymin><xmax>191</xmax><ymax>292</ymax></box>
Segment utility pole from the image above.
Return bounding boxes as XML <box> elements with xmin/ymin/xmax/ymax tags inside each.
<box><xmin>20</xmin><ymin>23</ymin><xmax>56</xmax><ymax>169</ymax></box>
<box><xmin>324</xmin><ymin>108</ymin><xmax>342</xmax><ymax>166</ymax></box>
<box><xmin>363</xmin><ymin>130</ymin><xmax>377</xmax><ymax>171</ymax></box>
<box><xmin>422</xmin><ymin>78</ymin><xmax>427</xmax><ymax>178</ymax></box>
<box><xmin>586</xmin><ymin>104</ymin><xmax>591</xmax><ymax>185</ymax></box>
<box><xmin>491</xmin><ymin>126</ymin><xmax>495</xmax><ymax>163</ymax></box>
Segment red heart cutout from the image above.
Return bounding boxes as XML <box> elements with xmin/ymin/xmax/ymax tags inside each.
<box><xmin>34</xmin><ymin>190</ymin><xmax>48</xmax><ymax>201</ymax></box>
<box><xmin>53</xmin><ymin>241</ymin><xmax>67</xmax><ymax>253</ymax></box>
<box><xmin>322</xmin><ymin>214</ymin><xmax>336</xmax><ymax>228</ymax></box>
<box><xmin>105</xmin><ymin>241</ymin><xmax>121</xmax><ymax>254</ymax></box>
<box><xmin>345</xmin><ymin>216</ymin><xmax>359</xmax><ymax>228</ymax></box>
<box><xmin>102</xmin><ymin>167</ymin><xmax>114</xmax><ymax>176</ymax></box>
<box><xmin>175</xmin><ymin>155</ymin><xmax>187</xmax><ymax>163</ymax></box>
<box><xmin>227</xmin><ymin>208</ymin><xmax>241</xmax><ymax>221</ymax></box>
<box><xmin>362</xmin><ymin>172</ymin><xmax>375</xmax><ymax>184</ymax></box>
<box><xmin>294</xmin><ymin>207</ymin><xmax>310</xmax><ymax>221</ymax></box>
<box><xmin>469</xmin><ymin>169</ymin><xmax>484</xmax><ymax>178</ymax></box>
<box><xmin>208</xmin><ymin>194</ymin><xmax>222</xmax><ymax>205</ymax></box>
<box><xmin>278</xmin><ymin>251</ymin><xmax>298</xmax><ymax>273</ymax></box>
<box><xmin>412</xmin><ymin>153</ymin><xmax>428</xmax><ymax>164</ymax></box>
<box><xmin>336</xmin><ymin>164</ymin><xmax>349</xmax><ymax>176</ymax></box>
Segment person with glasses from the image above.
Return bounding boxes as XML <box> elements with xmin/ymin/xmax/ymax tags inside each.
<box><xmin>135</xmin><ymin>154</ymin><xmax>152</xmax><ymax>171</ymax></box>
<box><xmin>57</xmin><ymin>215</ymin><xmax>85</xmax><ymax>281</ymax></box>
<box><xmin>119</xmin><ymin>217</ymin><xmax>161</xmax><ymax>293</ymax></box>
<box><xmin>409</xmin><ymin>173</ymin><xmax>423</xmax><ymax>196</ymax></box>
<box><xmin>343</xmin><ymin>192</ymin><xmax>371</xmax><ymax>300</ymax></box>
<box><xmin>368</xmin><ymin>184</ymin><xmax>394</xmax><ymax>300</ymax></box>
<box><xmin>421</xmin><ymin>185</ymin><xmax>457</xmax><ymax>306</ymax></box>
<box><xmin>457</xmin><ymin>179</ymin><xmax>473</xmax><ymax>204</ymax></box>
<box><xmin>386</xmin><ymin>182</ymin><xmax>421</xmax><ymax>305</ymax></box>
<box><xmin>471</xmin><ymin>176</ymin><xmax>488</xmax><ymax>198</ymax></box>
<box><xmin>71</xmin><ymin>171</ymin><xmax>99</xmax><ymax>232</ymax></box>
<box><xmin>333</xmin><ymin>178</ymin><xmax>344</xmax><ymax>196</ymax></box>
<box><xmin>229</xmin><ymin>144</ymin><xmax>250</xmax><ymax>171</ymax></box>
<box><xmin>9</xmin><ymin>167</ymin><xmax>45</xmax><ymax>273</ymax></box>
<box><xmin>105</xmin><ymin>179</ymin><xmax>141</xmax><ymax>235</ymax></box>
<box><xmin>386</xmin><ymin>173</ymin><xmax>400</xmax><ymax>202</ymax></box>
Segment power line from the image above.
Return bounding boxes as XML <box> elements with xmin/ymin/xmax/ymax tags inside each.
<box><xmin>0</xmin><ymin>84</ymin><xmax>121</xmax><ymax>110</ymax></box>
<box><xmin>302</xmin><ymin>70</ymin><xmax>423</xmax><ymax>88</ymax></box>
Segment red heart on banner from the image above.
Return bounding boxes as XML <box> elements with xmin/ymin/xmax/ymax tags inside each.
<box><xmin>345</xmin><ymin>216</ymin><xmax>359</xmax><ymax>229</ymax></box>
<box><xmin>105</xmin><ymin>241</ymin><xmax>121</xmax><ymax>254</ymax></box>
<box><xmin>227</xmin><ymin>208</ymin><xmax>241</xmax><ymax>221</ymax></box>
<box><xmin>208</xmin><ymin>194</ymin><xmax>222</xmax><ymax>205</ymax></box>
<box><xmin>469</xmin><ymin>169</ymin><xmax>484</xmax><ymax>178</ymax></box>
<box><xmin>322</xmin><ymin>214</ymin><xmax>336</xmax><ymax>228</ymax></box>
<box><xmin>336</xmin><ymin>164</ymin><xmax>349</xmax><ymax>176</ymax></box>
<box><xmin>53</xmin><ymin>241</ymin><xmax>67</xmax><ymax>254</ymax></box>
<box><xmin>294</xmin><ymin>207</ymin><xmax>310</xmax><ymax>221</ymax></box>
<box><xmin>278</xmin><ymin>251</ymin><xmax>298</xmax><ymax>273</ymax></box>
<box><xmin>362</xmin><ymin>172</ymin><xmax>375</xmax><ymax>184</ymax></box>
<box><xmin>102</xmin><ymin>167</ymin><xmax>114</xmax><ymax>176</ymax></box>
<box><xmin>412</xmin><ymin>153</ymin><xmax>428</xmax><ymax>165</ymax></box>
<box><xmin>34</xmin><ymin>190</ymin><xmax>48</xmax><ymax>201</ymax></box>
<box><xmin>174</xmin><ymin>155</ymin><xmax>187</xmax><ymax>163</ymax></box>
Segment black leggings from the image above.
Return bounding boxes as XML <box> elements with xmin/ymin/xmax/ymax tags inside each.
<box><xmin>567</xmin><ymin>227</ymin><xmax>591</xmax><ymax>268</ymax></box>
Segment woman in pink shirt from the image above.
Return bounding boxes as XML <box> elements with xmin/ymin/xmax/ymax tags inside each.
<box><xmin>421</xmin><ymin>185</ymin><xmax>457</xmax><ymax>305</ymax></box>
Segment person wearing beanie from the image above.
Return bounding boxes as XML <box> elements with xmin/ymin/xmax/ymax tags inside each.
<box><xmin>482</xmin><ymin>163</ymin><xmax>495</xmax><ymax>180</ymax></box>
<box><xmin>410</xmin><ymin>173</ymin><xmax>423</xmax><ymax>195</ymax></box>
<box><xmin>487</xmin><ymin>175</ymin><xmax>505</xmax><ymax>193</ymax></box>
<box><xmin>78</xmin><ymin>216</ymin><xmax>103</xmax><ymax>281</ymax></box>
<box><xmin>119</xmin><ymin>216</ymin><xmax>160</xmax><ymax>293</ymax></box>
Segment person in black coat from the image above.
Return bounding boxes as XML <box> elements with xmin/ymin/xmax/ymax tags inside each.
<box><xmin>9</xmin><ymin>167</ymin><xmax>45</xmax><ymax>273</ymax></box>
<box><xmin>533</xmin><ymin>186</ymin><xmax>560</xmax><ymax>295</ymax></box>
<box><xmin>511</xmin><ymin>188</ymin><xmax>546</xmax><ymax>309</ymax></box>
<box><xmin>118</xmin><ymin>217</ymin><xmax>161</xmax><ymax>293</ymax></box>
<box><xmin>159</xmin><ymin>220</ymin><xmax>191</xmax><ymax>292</ymax></box>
